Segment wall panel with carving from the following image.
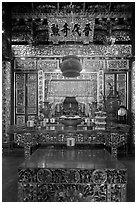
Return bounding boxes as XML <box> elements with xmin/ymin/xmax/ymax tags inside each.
<box><xmin>2</xmin><ymin>61</ymin><xmax>11</xmax><ymax>144</ymax></box>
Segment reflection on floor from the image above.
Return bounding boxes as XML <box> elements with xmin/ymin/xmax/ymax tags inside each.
<box><xmin>2</xmin><ymin>146</ymin><xmax>135</xmax><ymax>202</ymax></box>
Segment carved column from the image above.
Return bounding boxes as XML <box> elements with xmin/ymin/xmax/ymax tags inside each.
<box><xmin>2</xmin><ymin>61</ymin><xmax>11</xmax><ymax>146</ymax></box>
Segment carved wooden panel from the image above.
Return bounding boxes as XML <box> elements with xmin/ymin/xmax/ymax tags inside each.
<box><xmin>27</xmin><ymin>74</ymin><xmax>37</xmax><ymax>114</ymax></box>
<box><xmin>104</xmin><ymin>74</ymin><xmax>115</xmax><ymax>97</ymax></box>
<box><xmin>106</xmin><ymin>60</ymin><xmax>129</xmax><ymax>71</ymax></box>
<box><xmin>15</xmin><ymin>58</ymin><xmax>37</xmax><ymax>70</ymax></box>
<box><xmin>84</xmin><ymin>59</ymin><xmax>105</xmax><ymax>72</ymax></box>
<box><xmin>15</xmin><ymin>73</ymin><xmax>38</xmax><ymax>124</ymax></box>
<box><xmin>117</xmin><ymin>74</ymin><xmax>127</xmax><ymax>106</ymax></box>
<box><xmin>37</xmin><ymin>59</ymin><xmax>58</xmax><ymax>72</ymax></box>
<box><xmin>16</xmin><ymin>74</ymin><xmax>25</xmax><ymax>114</ymax></box>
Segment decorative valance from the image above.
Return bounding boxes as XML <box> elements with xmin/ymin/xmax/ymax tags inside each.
<box><xmin>48</xmin><ymin>79</ymin><xmax>92</xmax><ymax>97</ymax></box>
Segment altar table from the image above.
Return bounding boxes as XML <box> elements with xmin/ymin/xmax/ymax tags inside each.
<box><xmin>8</xmin><ymin>125</ymin><xmax>129</xmax><ymax>159</ymax></box>
<box><xmin>18</xmin><ymin>148</ymin><xmax>127</xmax><ymax>202</ymax></box>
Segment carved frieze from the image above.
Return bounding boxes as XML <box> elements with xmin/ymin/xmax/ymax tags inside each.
<box><xmin>12</xmin><ymin>44</ymin><xmax>132</xmax><ymax>58</ymax></box>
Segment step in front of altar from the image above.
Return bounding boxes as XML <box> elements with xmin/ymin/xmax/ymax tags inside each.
<box><xmin>18</xmin><ymin>148</ymin><xmax>127</xmax><ymax>202</ymax></box>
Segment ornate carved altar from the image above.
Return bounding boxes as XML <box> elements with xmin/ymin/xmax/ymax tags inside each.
<box><xmin>18</xmin><ymin>148</ymin><xmax>127</xmax><ymax>202</ymax></box>
<box><xmin>8</xmin><ymin>124</ymin><xmax>129</xmax><ymax>159</ymax></box>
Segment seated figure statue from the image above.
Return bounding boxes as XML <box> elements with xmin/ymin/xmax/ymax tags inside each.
<box><xmin>62</xmin><ymin>97</ymin><xmax>79</xmax><ymax>116</ymax></box>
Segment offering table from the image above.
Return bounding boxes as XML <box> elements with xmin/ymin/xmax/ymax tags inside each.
<box><xmin>18</xmin><ymin>148</ymin><xmax>127</xmax><ymax>202</ymax></box>
<box><xmin>8</xmin><ymin>125</ymin><xmax>129</xmax><ymax>159</ymax></box>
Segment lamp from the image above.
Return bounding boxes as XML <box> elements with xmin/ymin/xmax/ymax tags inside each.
<box><xmin>60</xmin><ymin>55</ymin><xmax>82</xmax><ymax>77</ymax></box>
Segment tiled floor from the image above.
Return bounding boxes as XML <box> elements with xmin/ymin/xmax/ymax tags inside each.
<box><xmin>2</xmin><ymin>147</ymin><xmax>135</xmax><ymax>202</ymax></box>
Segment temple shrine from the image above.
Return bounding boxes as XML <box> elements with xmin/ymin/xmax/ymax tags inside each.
<box><xmin>2</xmin><ymin>2</ymin><xmax>135</xmax><ymax>202</ymax></box>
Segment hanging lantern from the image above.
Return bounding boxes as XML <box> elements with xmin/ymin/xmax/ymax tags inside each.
<box><xmin>60</xmin><ymin>55</ymin><xmax>82</xmax><ymax>77</ymax></box>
